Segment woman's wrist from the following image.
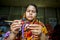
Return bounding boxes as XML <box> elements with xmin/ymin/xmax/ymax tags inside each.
<box><xmin>8</xmin><ymin>31</ymin><xmax>17</xmax><ymax>40</ymax></box>
<box><xmin>5</xmin><ymin>31</ymin><xmax>17</xmax><ymax>40</ymax></box>
<box><xmin>10</xmin><ymin>31</ymin><xmax>17</xmax><ymax>35</ymax></box>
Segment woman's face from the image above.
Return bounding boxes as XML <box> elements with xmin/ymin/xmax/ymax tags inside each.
<box><xmin>26</xmin><ymin>5</ymin><xmax>37</xmax><ymax>21</ymax></box>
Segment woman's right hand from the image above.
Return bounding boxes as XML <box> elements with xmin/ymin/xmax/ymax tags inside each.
<box><xmin>10</xmin><ymin>20</ymin><xmax>22</xmax><ymax>35</ymax></box>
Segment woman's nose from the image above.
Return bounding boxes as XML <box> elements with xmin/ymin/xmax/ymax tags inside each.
<box><xmin>29</xmin><ymin>11</ymin><xmax>32</xmax><ymax>15</ymax></box>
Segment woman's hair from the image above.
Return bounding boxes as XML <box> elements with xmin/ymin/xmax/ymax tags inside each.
<box><xmin>23</xmin><ymin>4</ymin><xmax>38</xmax><ymax>18</ymax></box>
<box><xmin>25</xmin><ymin>4</ymin><xmax>38</xmax><ymax>13</ymax></box>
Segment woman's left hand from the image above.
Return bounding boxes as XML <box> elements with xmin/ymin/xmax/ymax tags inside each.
<box><xmin>27</xmin><ymin>24</ymin><xmax>42</xmax><ymax>35</ymax></box>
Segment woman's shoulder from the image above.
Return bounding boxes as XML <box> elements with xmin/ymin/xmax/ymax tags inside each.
<box><xmin>38</xmin><ymin>21</ymin><xmax>45</xmax><ymax>27</ymax></box>
<box><xmin>38</xmin><ymin>21</ymin><xmax>48</xmax><ymax>34</ymax></box>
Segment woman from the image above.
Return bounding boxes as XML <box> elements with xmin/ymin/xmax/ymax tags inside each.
<box><xmin>4</xmin><ymin>4</ymin><xmax>48</xmax><ymax>40</ymax></box>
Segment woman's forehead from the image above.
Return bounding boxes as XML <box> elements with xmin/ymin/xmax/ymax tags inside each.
<box><xmin>26</xmin><ymin>5</ymin><xmax>36</xmax><ymax>11</ymax></box>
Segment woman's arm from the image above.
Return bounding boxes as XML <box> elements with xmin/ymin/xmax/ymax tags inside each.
<box><xmin>40</xmin><ymin>33</ymin><xmax>48</xmax><ymax>40</ymax></box>
<box><xmin>4</xmin><ymin>20</ymin><xmax>22</xmax><ymax>40</ymax></box>
<box><xmin>4</xmin><ymin>32</ymin><xmax>17</xmax><ymax>40</ymax></box>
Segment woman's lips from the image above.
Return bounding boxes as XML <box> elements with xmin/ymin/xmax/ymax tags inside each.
<box><xmin>28</xmin><ymin>16</ymin><xmax>33</xmax><ymax>18</ymax></box>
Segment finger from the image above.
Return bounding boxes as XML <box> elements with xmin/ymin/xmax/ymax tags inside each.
<box><xmin>12</xmin><ymin>20</ymin><xmax>22</xmax><ymax>24</ymax></box>
<box><xmin>11</xmin><ymin>24</ymin><xmax>22</xmax><ymax>28</ymax></box>
<box><xmin>31</xmin><ymin>30</ymin><xmax>41</xmax><ymax>35</ymax></box>
<box><xmin>11</xmin><ymin>22</ymin><xmax>21</xmax><ymax>27</ymax></box>
<box><xmin>29</xmin><ymin>24</ymin><xmax>42</xmax><ymax>30</ymax></box>
<box><xmin>11</xmin><ymin>26</ymin><xmax>21</xmax><ymax>31</ymax></box>
<box><xmin>11</xmin><ymin>24</ymin><xmax>22</xmax><ymax>27</ymax></box>
<box><xmin>29</xmin><ymin>24</ymin><xmax>39</xmax><ymax>27</ymax></box>
<box><xmin>25</xmin><ymin>24</ymin><xmax>29</xmax><ymax>28</ymax></box>
<box><xmin>11</xmin><ymin>23</ymin><xmax>18</xmax><ymax>27</ymax></box>
<box><xmin>11</xmin><ymin>27</ymin><xmax>21</xmax><ymax>34</ymax></box>
<box><xmin>13</xmin><ymin>27</ymin><xmax>20</xmax><ymax>31</ymax></box>
<box><xmin>31</xmin><ymin>30</ymin><xmax>38</xmax><ymax>35</ymax></box>
<box><xmin>31</xmin><ymin>30</ymin><xmax>38</xmax><ymax>32</ymax></box>
<box><xmin>28</xmin><ymin>27</ymin><xmax>40</xmax><ymax>30</ymax></box>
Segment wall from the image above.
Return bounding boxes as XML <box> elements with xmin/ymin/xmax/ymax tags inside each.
<box><xmin>0</xmin><ymin>6</ymin><xmax>60</xmax><ymax>27</ymax></box>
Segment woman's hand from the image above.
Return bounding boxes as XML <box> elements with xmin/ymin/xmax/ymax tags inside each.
<box><xmin>10</xmin><ymin>20</ymin><xmax>22</xmax><ymax>35</ymax></box>
<box><xmin>4</xmin><ymin>20</ymin><xmax>22</xmax><ymax>40</ymax></box>
<box><xmin>27</xmin><ymin>24</ymin><xmax>42</xmax><ymax>35</ymax></box>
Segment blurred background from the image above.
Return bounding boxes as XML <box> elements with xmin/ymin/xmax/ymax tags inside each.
<box><xmin>0</xmin><ymin>0</ymin><xmax>60</xmax><ymax>40</ymax></box>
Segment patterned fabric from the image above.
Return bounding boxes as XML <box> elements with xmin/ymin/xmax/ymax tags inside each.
<box><xmin>4</xmin><ymin>13</ymin><xmax>48</xmax><ymax>40</ymax></box>
<box><xmin>4</xmin><ymin>19</ymin><xmax>48</xmax><ymax>40</ymax></box>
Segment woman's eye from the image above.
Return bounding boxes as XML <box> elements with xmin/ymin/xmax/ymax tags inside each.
<box><xmin>32</xmin><ymin>10</ymin><xmax>36</xmax><ymax>13</ymax></box>
<box><xmin>27</xmin><ymin>10</ymin><xmax>36</xmax><ymax>13</ymax></box>
<box><xmin>27</xmin><ymin>10</ymin><xmax>30</xmax><ymax>12</ymax></box>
